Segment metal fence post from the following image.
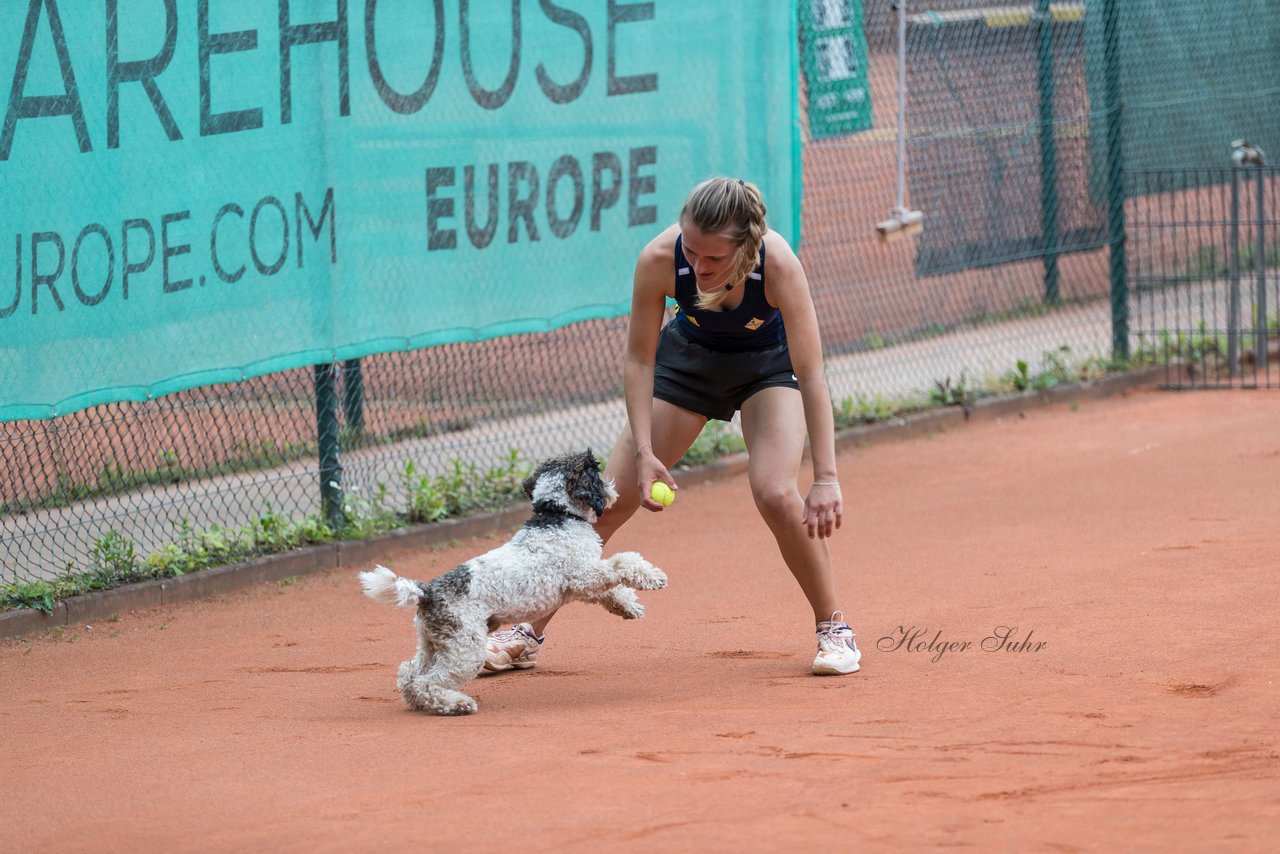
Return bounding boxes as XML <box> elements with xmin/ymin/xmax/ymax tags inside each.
<box><xmin>1229</xmin><ymin>165</ymin><xmax>1242</xmax><ymax>376</ymax></box>
<box><xmin>1036</xmin><ymin>0</ymin><xmax>1060</xmax><ymax>305</ymax></box>
<box><xmin>315</xmin><ymin>362</ymin><xmax>344</xmax><ymax>531</ymax></box>
<box><xmin>1102</xmin><ymin>0</ymin><xmax>1128</xmax><ymax>361</ymax></box>
<box><xmin>1255</xmin><ymin>160</ymin><xmax>1268</xmax><ymax>378</ymax></box>
<box><xmin>342</xmin><ymin>358</ymin><xmax>365</xmax><ymax>437</ymax></box>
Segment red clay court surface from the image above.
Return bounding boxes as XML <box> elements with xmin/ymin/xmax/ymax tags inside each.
<box><xmin>3</xmin><ymin>388</ymin><xmax>1278</xmax><ymax>851</ymax></box>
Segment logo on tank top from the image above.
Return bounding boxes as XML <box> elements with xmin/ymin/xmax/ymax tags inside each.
<box><xmin>744</xmin><ymin>317</ymin><xmax>765</xmax><ymax>331</ymax></box>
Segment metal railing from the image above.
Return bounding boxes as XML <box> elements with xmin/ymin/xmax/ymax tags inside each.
<box><xmin>1130</xmin><ymin>155</ymin><xmax>1278</xmax><ymax>389</ymax></box>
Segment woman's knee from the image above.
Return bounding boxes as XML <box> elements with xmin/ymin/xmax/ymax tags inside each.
<box><xmin>751</xmin><ymin>480</ymin><xmax>799</xmax><ymax>524</ymax></box>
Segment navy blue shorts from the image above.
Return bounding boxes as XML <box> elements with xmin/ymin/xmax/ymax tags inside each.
<box><xmin>652</xmin><ymin>322</ymin><xmax>798</xmax><ymax>422</ymax></box>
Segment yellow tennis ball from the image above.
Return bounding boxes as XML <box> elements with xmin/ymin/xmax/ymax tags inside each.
<box><xmin>650</xmin><ymin>481</ymin><xmax>675</xmax><ymax>507</ymax></box>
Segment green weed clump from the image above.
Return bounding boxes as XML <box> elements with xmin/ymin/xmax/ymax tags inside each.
<box><xmin>998</xmin><ymin>346</ymin><xmax>1114</xmax><ymax>393</ymax></box>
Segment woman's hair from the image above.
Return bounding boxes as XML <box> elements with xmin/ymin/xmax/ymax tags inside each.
<box><xmin>680</xmin><ymin>177</ymin><xmax>768</xmax><ymax>310</ymax></box>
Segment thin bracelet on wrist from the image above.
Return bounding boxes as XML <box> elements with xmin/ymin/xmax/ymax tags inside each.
<box><xmin>812</xmin><ymin>480</ymin><xmax>840</xmax><ymax>487</ymax></box>
<box><xmin>635</xmin><ymin>443</ymin><xmax>653</xmax><ymax>457</ymax></box>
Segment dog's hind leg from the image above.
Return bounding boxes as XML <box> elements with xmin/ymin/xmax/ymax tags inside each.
<box><xmin>396</xmin><ymin>644</ymin><xmax>446</xmax><ymax>713</ymax></box>
<box><xmin>394</xmin><ymin>634</ymin><xmax>478</xmax><ymax>715</ymax></box>
<box><xmin>414</xmin><ymin>673</ymin><xmax>479</xmax><ymax>716</ymax></box>
<box><xmin>396</xmin><ymin>656</ymin><xmax>433</xmax><ymax>712</ymax></box>
<box><xmin>413</xmin><ymin>621</ymin><xmax>487</xmax><ymax>715</ymax></box>
<box><xmin>401</xmin><ymin>657</ymin><xmax>478</xmax><ymax>715</ymax></box>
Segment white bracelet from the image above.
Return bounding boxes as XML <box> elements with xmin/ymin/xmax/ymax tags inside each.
<box><xmin>812</xmin><ymin>480</ymin><xmax>840</xmax><ymax>487</ymax></box>
<box><xmin>635</xmin><ymin>443</ymin><xmax>653</xmax><ymax>456</ymax></box>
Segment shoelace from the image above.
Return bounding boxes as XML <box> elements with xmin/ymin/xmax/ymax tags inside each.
<box><xmin>491</xmin><ymin>625</ymin><xmax>541</xmax><ymax>645</ymax></box>
<box><xmin>817</xmin><ymin>623</ymin><xmax>855</xmax><ymax>652</ymax></box>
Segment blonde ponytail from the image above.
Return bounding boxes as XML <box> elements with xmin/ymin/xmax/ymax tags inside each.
<box><xmin>680</xmin><ymin>178</ymin><xmax>768</xmax><ymax>310</ymax></box>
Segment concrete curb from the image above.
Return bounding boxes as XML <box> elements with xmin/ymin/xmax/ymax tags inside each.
<box><xmin>0</xmin><ymin>367</ymin><xmax>1162</xmax><ymax>641</ymax></box>
<box><xmin>835</xmin><ymin>363</ymin><xmax>1162</xmax><ymax>451</ymax></box>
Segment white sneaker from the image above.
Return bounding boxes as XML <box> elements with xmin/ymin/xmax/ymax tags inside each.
<box><xmin>483</xmin><ymin>623</ymin><xmax>544</xmax><ymax>672</ymax></box>
<box><xmin>813</xmin><ymin>612</ymin><xmax>861</xmax><ymax>675</ymax></box>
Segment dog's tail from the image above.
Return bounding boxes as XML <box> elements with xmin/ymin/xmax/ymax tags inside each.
<box><xmin>359</xmin><ymin>565</ymin><xmax>424</xmax><ymax>608</ymax></box>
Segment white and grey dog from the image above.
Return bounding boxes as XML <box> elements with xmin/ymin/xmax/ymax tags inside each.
<box><xmin>360</xmin><ymin>450</ymin><xmax>667</xmax><ymax>715</ymax></box>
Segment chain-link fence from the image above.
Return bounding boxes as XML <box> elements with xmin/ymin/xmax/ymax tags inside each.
<box><xmin>4</xmin><ymin>1</ymin><xmax>1277</xmax><ymax>593</ymax></box>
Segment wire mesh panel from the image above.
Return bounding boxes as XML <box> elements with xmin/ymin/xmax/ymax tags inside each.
<box><xmin>1</xmin><ymin>373</ymin><xmax>324</xmax><ymax>581</ymax></box>
<box><xmin>1130</xmin><ymin>166</ymin><xmax>1280</xmax><ymax>389</ymax></box>
<box><xmin>0</xmin><ymin>323</ymin><xmax>633</xmax><ymax>585</ymax></box>
<box><xmin>904</xmin><ymin>3</ymin><xmax>1105</xmax><ymax>277</ymax></box>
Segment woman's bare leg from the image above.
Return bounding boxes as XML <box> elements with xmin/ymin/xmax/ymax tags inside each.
<box><xmin>739</xmin><ymin>386</ymin><xmax>840</xmax><ymax>622</ymax></box>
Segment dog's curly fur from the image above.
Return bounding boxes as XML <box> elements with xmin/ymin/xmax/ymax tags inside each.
<box><xmin>360</xmin><ymin>450</ymin><xmax>667</xmax><ymax>715</ymax></box>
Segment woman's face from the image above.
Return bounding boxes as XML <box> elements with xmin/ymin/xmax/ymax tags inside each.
<box><xmin>680</xmin><ymin>222</ymin><xmax>741</xmax><ymax>288</ymax></box>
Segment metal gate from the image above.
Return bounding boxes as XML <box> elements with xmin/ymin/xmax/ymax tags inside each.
<box><xmin>1129</xmin><ymin>150</ymin><xmax>1279</xmax><ymax>389</ymax></box>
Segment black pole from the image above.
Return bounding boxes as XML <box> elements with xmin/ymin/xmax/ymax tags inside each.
<box><xmin>1036</xmin><ymin>0</ymin><xmax>1060</xmax><ymax>305</ymax></box>
<box><xmin>315</xmin><ymin>362</ymin><xmax>344</xmax><ymax>531</ymax></box>
<box><xmin>1102</xmin><ymin>0</ymin><xmax>1128</xmax><ymax>361</ymax></box>
<box><xmin>1229</xmin><ymin>166</ymin><xmax>1241</xmax><ymax>376</ymax></box>
<box><xmin>1256</xmin><ymin>162</ymin><xmax>1268</xmax><ymax>380</ymax></box>
<box><xmin>341</xmin><ymin>358</ymin><xmax>364</xmax><ymax>437</ymax></box>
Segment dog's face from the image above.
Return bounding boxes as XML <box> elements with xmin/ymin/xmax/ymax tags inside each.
<box><xmin>522</xmin><ymin>449</ymin><xmax>617</xmax><ymax>522</ymax></box>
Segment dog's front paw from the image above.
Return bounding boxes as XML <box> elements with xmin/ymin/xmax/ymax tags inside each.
<box><xmin>595</xmin><ymin>585</ymin><xmax>645</xmax><ymax>619</ymax></box>
<box><xmin>631</xmin><ymin>564</ymin><xmax>667</xmax><ymax>591</ymax></box>
<box><xmin>608</xmin><ymin>552</ymin><xmax>668</xmax><ymax>591</ymax></box>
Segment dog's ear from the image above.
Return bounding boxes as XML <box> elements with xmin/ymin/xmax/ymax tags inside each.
<box><xmin>570</xmin><ymin>454</ymin><xmax>608</xmax><ymax>517</ymax></box>
<box><xmin>523</xmin><ymin>458</ymin><xmax>551</xmax><ymax>499</ymax></box>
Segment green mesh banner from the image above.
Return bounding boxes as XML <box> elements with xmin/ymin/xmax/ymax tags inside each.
<box><xmin>0</xmin><ymin>1</ymin><xmax>801</xmax><ymax>421</ymax></box>
<box><xmin>1086</xmin><ymin>0</ymin><xmax>1280</xmax><ymax>195</ymax></box>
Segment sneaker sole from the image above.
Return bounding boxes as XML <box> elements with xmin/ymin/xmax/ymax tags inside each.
<box><xmin>812</xmin><ymin>657</ymin><xmax>861</xmax><ymax>676</ymax></box>
<box><xmin>482</xmin><ymin>659</ymin><xmax>537</xmax><ymax>673</ymax></box>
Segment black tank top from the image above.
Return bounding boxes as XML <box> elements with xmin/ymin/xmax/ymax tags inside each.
<box><xmin>670</xmin><ymin>234</ymin><xmax>785</xmax><ymax>352</ymax></box>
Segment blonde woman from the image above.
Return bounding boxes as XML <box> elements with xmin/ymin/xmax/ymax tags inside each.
<box><xmin>487</xmin><ymin>178</ymin><xmax>861</xmax><ymax>676</ymax></box>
